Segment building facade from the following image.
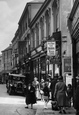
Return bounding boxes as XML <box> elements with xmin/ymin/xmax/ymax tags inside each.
<box><xmin>11</xmin><ymin>0</ymin><xmax>74</xmax><ymax>82</ymax></box>
<box><xmin>11</xmin><ymin>29</ymin><xmax>20</xmax><ymax>73</ymax></box>
<box><xmin>11</xmin><ymin>1</ymin><xmax>45</xmax><ymax>75</ymax></box>
<box><xmin>0</xmin><ymin>54</ymin><xmax>4</xmax><ymax>83</ymax></box>
<box><xmin>68</xmin><ymin>0</ymin><xmax>79</xmax><ymax>105</ymax></box>
<box><xmin>0</xmin><ymin>54</ymin><xmax>3</xmax><ymax>73</ymax></box>
<box><xmin>1</xmin><ymin>44</ymin><xmax>12</xmax><ymax>74</ymax></box>
<box><xmin>27</xmin><ymin>0</ymin><xmax>73</xmax><ymax>81</ymax></box>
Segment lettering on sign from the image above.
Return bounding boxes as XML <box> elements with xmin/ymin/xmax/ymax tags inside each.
<box><xmin>47</xmin><ymin>41</ymin><xmax>56</xmax><ymax>56</ymax></box>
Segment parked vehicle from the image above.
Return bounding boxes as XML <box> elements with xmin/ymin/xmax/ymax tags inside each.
<box><xmin>6</xmin><ymin>73</ymin><xmax>26</xmax><ymax>95</ymax></box>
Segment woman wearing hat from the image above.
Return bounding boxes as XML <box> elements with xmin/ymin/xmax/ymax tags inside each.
<box><xmin>25</xmin><ymin>82</ymin><xmax>36</xmax><ymax>109</ymax></box>
<box><xmin>54</xmin><ymin>76</ymin><xmax>67</xmax><ymax>114</ymax></box>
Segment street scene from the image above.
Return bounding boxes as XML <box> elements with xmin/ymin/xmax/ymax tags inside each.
<box><xmin>0</xmin><ymin>0</ymin><xmax>79</xmax><ymax>115</ymax></box>
<box><xmin>0</xmin><ymin>84</ymin><xmax>76</xmax><ymax>115</ymax></box>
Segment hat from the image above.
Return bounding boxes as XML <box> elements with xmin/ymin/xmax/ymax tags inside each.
<box><xmin>48</xmin><ymin>74</ymin><xmax>51</xmax><ymax>77</ymax></box>
<box><xmin>58</xmin><ymin>76</ymin><xmax>63</xmax><ymax>80</ymax></box>
<box><xmin>76</xmin><ymin>76</ymin><xmax>79</xmax><ymax>80</ymax></box>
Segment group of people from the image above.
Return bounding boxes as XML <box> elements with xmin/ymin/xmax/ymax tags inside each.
<box><xmin>25</xmin><ymin>75</ymin><xmax>73</xmax><ymax>114</ymax></box>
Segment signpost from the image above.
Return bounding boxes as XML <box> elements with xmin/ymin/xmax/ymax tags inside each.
<box><xmin>47</xmin><ymin>41</ymin><xmax>56</xmax><ymax>56</ymax></box>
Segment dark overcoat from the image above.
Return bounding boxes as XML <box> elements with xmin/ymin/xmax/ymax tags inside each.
<box><xmin>50</xmin><ymin>78</ymin><xmax>57</xmax><ymax>100</ymax></box>
<box><xmin>25</xmin><ymin>85</ymin><xmax>36</xmax><ymax>105</ymax></box>
<box><xmin>74</xmin><ymin>85</ymin><xmax>79</xmax><ymax>110</ymax></box>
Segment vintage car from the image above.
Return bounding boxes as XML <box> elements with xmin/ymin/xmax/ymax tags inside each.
<box><xmin>6</xmin><ymin>73</ymin><xmax>26</xmax><ymax>95</ymax></box>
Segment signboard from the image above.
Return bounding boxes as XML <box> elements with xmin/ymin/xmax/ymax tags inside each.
<box><xmin>47</xmin><ymin>41</ymin><xmax>56</xmax><ymax>56</ymax></box>
<box><xmin>66</xmin><ymin>74</ymin><xmax>72</xmax><ymax>86</ymax></box>
<box><xmin>64</xmin><ymin>58</ymin><xmax>71</xmax><ymax>72</ymax></box>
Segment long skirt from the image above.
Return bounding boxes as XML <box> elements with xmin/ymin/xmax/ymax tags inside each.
<box><xmin>57</xmin><ymin>92</ymin><xmax>66</xmax><ymax>107</ymax></box>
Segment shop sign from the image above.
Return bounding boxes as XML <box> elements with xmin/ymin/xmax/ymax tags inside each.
<box><xmin>64</xmin><ymin>58</ymin><xmax>71</xmax><ymax>72</ymax></box>
<box><xmin>47</xmin><ymin>41</ymin><xmax>56</xmax><ymax>56</ymax></box>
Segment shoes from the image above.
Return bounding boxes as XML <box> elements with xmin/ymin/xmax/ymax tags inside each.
<box><xmin>63</xmin><ymin>109</ymin><xmax>66</xmax><ymax>114</ymax></box>
<box><xmin>44</xmin><ymin>106</ymin><xmax>48</xmax><ymax>109</ymax></box>
<box><xmin>31</xmin><ymin>106</ymin><xmax>33</xmax><ymax>109</ymax></box>
<box><xmin>59</xmin><ymin>110</ymin><xmax>62</xmax><ymax>114</ymax></box>
<box><xmin>59</xmin><ymin>109</ymin><xmax>66</xmax><ymax>114</ymax></box>
<box><xmin>31</xmin><ymin>105</ymin><xmax>33</xmax><ymax>109</ymax></box>
<box><xmin>25</xmin><ymin>106</ymin><xmax>28</xmax><ymax>109</ymax></box>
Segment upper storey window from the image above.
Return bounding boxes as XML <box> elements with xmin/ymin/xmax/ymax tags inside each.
<box><xmin>32</xmin><ymin>29</ymin><xmax>35</xmax><ymax>49</ymax></box>
<box><xmin>45</xmin><ymin>9</ymin><xmax>50</xmax><ymax>39</ymax></box>
<box><xmin>36</xmin><ymin>23</ymin><xmax>39</xmax><ymax>47</ymax></box>
<box><xmin>40</xmin><ymin>17</ymin><xmax>44</xmax><ymax>42</ymax></box>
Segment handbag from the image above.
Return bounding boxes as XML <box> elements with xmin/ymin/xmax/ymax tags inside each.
<box><xmin>40</xmin><ymin>89</ymin><xmax>44</xmax><ymax>94</ymax></box>
<box><xmin>51</xmin><ymin>98</ymin><xmax>58</xmax><ymax>110</ymax></box>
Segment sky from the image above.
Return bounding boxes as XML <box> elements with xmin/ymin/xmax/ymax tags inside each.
<box><xmin>0</xmin><ymin>0</ymin><xmax>34</xmax><ymax>54</ymax></box>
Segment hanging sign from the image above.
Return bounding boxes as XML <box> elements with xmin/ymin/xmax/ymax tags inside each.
<box><xmin>47</xmin><ymin>41</ymin><xmax>56</xmax><ymax>56</ymax></box>
<box><xmin>64</xmin><ymin>58</ymin><xmax>71</xmax><ymax>72</ymax></box>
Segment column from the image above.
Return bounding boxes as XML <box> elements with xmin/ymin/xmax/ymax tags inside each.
<box><xmin>44</xmin><ymin>14</ymin><xmax>46</xmax><ymax>40</ymax></box>
<box><xmin>39</xmin><ymin>21</ymin><xmax>41</xmax><ymax>45</ymax></box>
<box><xmin>50</xmin><ymin>7</ymin><xmax>54</xmax><ymax>36</ymax></box>
<box><xmin>35</xmin><ymin>28</ymin><xmax>36</xmax><ymax>48</ymax></box>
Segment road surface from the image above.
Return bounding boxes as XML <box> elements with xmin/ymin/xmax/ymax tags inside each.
<box><xmin>0</xmin><ymin>84</ymin><xmax>36</xmax><ymax>115</ymax></box>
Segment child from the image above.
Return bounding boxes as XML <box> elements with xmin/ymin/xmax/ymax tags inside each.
<box><xmin>40</xmin><ymin>78</ymin><xmax>44</xmax><ymax>101</ymax></box>
<box><xmin>43</xmin><ymin>82</ymin><xmax>50</xmax><ymax>109</ymax></box>
<box><xmin>67</xmin><ymin>84</ymin><xmax>72</xmax><ymax>107</ymax></box>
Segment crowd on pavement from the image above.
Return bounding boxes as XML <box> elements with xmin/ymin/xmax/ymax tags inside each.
<box><xmin>24</xmin><ymin>74</ymin><xmax>79</xmax><ymax>115</ymax></box>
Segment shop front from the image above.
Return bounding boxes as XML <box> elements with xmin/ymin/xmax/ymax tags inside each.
<box><xmin>29</xmin><ymin>31</ymin><xmax>61</xmax><ymax>82</ymax></box>
<box><xmin>31</xmin><ymin>51</ymin><xmax>46</xmax><ymax>82</ymax></box>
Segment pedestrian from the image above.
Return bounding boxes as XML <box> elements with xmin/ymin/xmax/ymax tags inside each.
<box><xmin>40</xmin><ymin>78</ymin><xmax>44</xmax><ymax>101</ymax></box>
<box><xmin>43</xmin><ymin>81</ymin><xmax>50</xmax><ymax>109</ymax></box>
<box><xmin>74</xmin><ymin>77</ymin><xmax>79</xmax><ymax>115</ymax></box>
<box><xmin>25</xmin><ymin>82</ymin><xmax>36</xmax><ymax>109</ymax></box>
<box><xmin>50</xmin><ymin>74</ymin><xmax>58</xmax><ymax>101</ymax></box>
<box><xmin>54</xmin><ymin>76</ymin><xmax>67</xmax><ymax>114</ymax></box>
<box><xmin>50</xmin><ymin>75</ymin><xmax>58</xmax><ymax>110</ymax></box>
<box><xmin>67</xmin><ymin>84</ymin><xmax>73</xmax><ymax>107</ymax></box>
<box><xmin>32</xmin><ymin>77</ymin><xmax>39</xmax><ymax>99</ymax></box>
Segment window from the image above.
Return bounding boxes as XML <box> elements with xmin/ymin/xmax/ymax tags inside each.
<box><xmin>32</xmin><ymin>29</ymin><xmax>35</xmax><ymax>49</ymax></box>
<box><xmin>45</xmin><ymin>10</ymin><xmax>50</xmax><ymax>39</ymax></box>
<box><xmin>40</xmin><ymin>17</ymin><xmax>44</xmax><ymax>42</ymax></box>
<box><xmin>36</xmin><ymin>23</ymin><xmax>39</xmax><ymax>47</ymax></box>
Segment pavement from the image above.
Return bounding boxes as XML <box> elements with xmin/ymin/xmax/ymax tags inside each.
<box><xmin>17</xmin><ymin>100</ymin><xmax>76</xmax><ymax>115</ymax></box>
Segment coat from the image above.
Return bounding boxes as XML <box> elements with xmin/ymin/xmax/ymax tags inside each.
<box><xmin>50</xmin><ymin>78</ymin><xmax>57</xmax><ymax>100</ymax></box>
<box><xmin>43</xmin><ymin>86</ymin><xmax>49</xmax><ymax>97</ymax></box>
<box><xmin>25</xmin><ymin>85</ymin><xmax>36</xmax><ymax>105</ymax></box>
<box><xmin>54</xmin><ymin>80</ymin><xmax>67</xmax><ymax>107</ymax></box>
<box><xmin>74</xmin><ymin>85</ymin><xmax>79</xmax><ymax>110</ymax></box>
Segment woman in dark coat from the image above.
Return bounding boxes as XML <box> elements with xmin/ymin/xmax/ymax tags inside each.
<box><xmin>25</xmin><ymin>83</ymin><xmax>36</xmax><ymax>109</ymax></box>
<box><xmin>54</xmin><ymin>76</ymin><xmax>67</xmax><ymax>114</ymax></box>
<box><xmin>74</xmin><ymin>79</ymin><xmax>79</xmax><ymax>115</ymax></box>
